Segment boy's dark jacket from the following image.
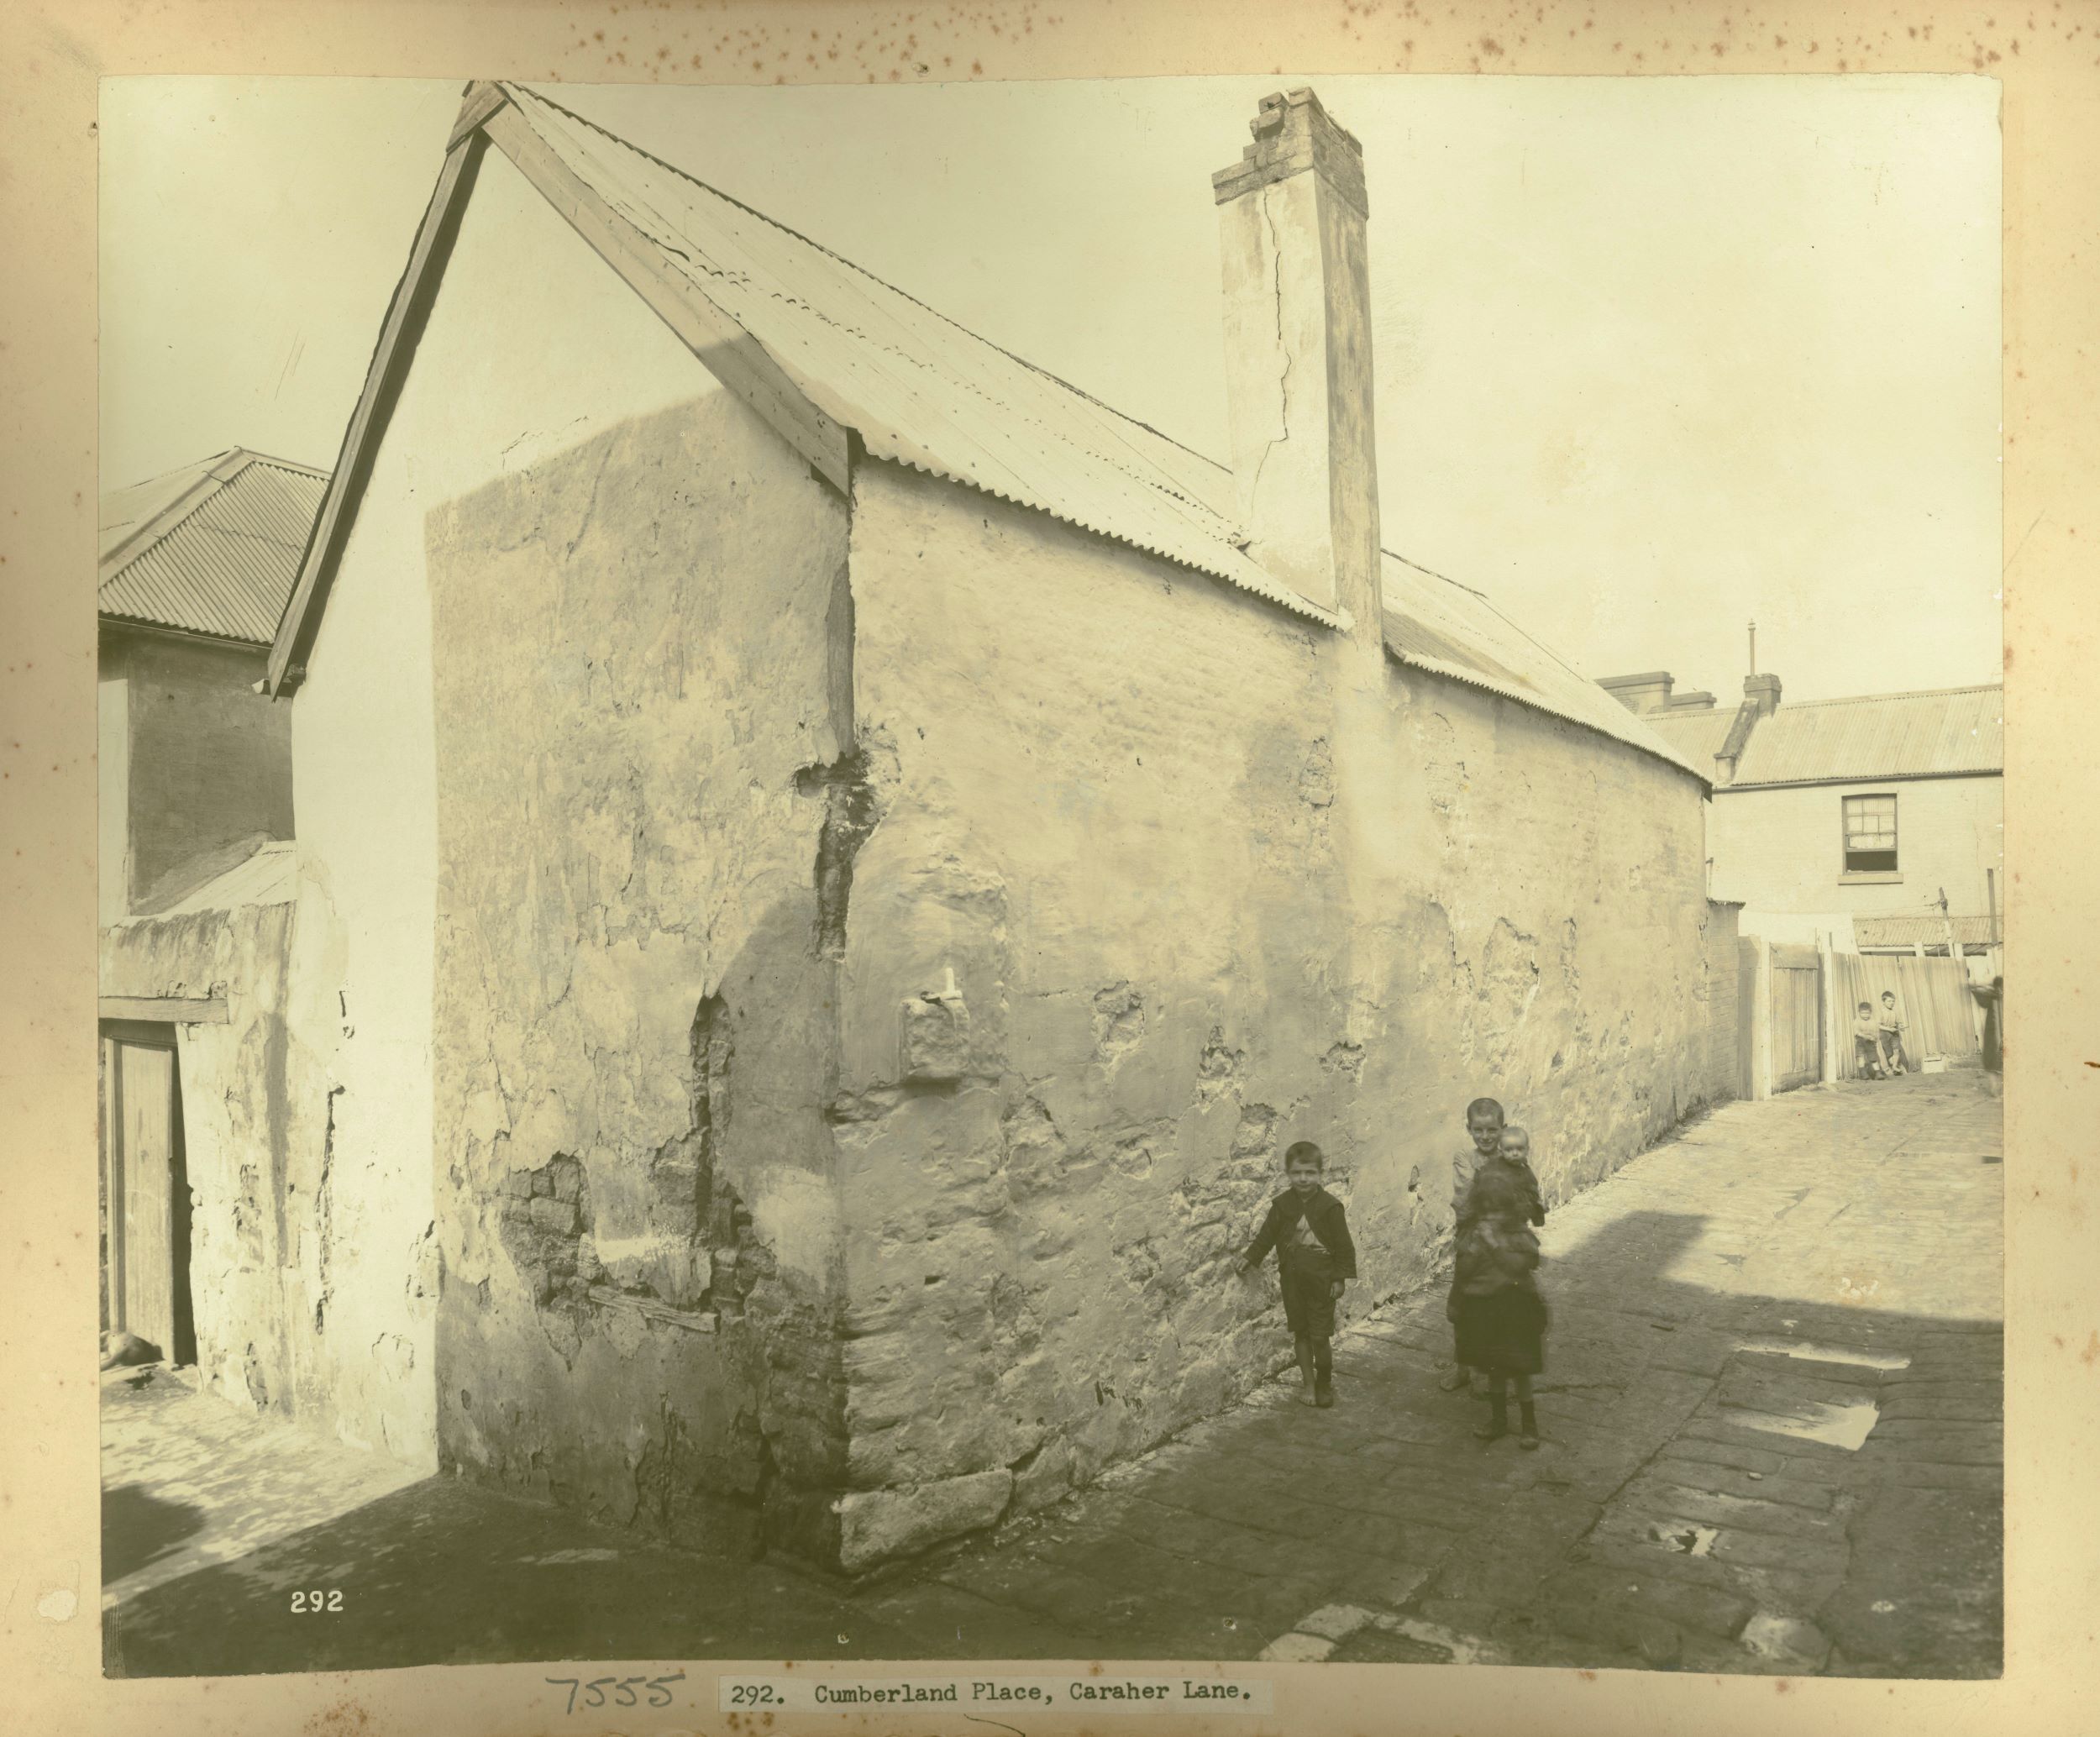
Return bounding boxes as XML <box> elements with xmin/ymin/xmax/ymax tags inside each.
<box><xmin>1242</xmin><ymin>1187</ymin><xmax>1357</xmax><ymax>1279</ymax></box>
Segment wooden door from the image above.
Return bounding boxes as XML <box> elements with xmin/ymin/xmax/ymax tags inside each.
<box><xmin>106</xmin><ymin>1031</ymin><xmax>192</xmax><ymax>1361</ymax></box>
<box><xmin>1769</xmin><ymin>947</ymin><xmax>1824</xmax><ymax>1094</ymax></box>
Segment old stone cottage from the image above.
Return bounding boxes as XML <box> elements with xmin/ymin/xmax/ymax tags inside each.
<box><xmin>244</xmin><ymin>81</ymin><xmax>1734</xmax><ymax>1569</ymax></box>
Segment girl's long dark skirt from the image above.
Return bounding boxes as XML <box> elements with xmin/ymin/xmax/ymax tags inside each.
<box><xmin>1453</xmin><ymin>1285</ymin><xmax>1546</xmax><ymax>1376</ymax></box>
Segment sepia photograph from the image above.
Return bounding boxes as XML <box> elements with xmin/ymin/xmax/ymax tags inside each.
<box><xmin>92</xmin><ymin>67</ymin><xmax>2003</xmax><ymax>1688</ymax></box>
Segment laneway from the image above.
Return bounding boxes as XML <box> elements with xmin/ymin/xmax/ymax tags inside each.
<box><xmin>105</xmin><ymin>1070</ymin><xmax>2001</xmax><ymax>1679</ymax></box>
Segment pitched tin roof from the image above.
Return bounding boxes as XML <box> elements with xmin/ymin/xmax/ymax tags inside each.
<box><xmin>1631</xmin><ymin>704</ymin><xmax>1737</xmax><ymax>772</ymax></box>
<box><xmin>500</xmin><ymin>84</ymin><xmax>1332</xmax><ymax>623</ymax></box>
<box><xmin>1648</xmin><ymin>685</ymin><xmax>2002</xmax><ymax>787</ymax></box>
<box><xmin>267</xmin><ymin>80</ymin><xmax>1702</xmax><ymax>780</ymax></box>
<box><xmin>1379</xmin><ymin>555</ymin><xmax>1702</xmax><ymax>774</ymax></box>
<box><xmin>1856</xmin><ymin>914</ymin><xmax>1997</xmax><ymax>947</ymax></box>
<box><xmin>101</xmin><ymin>449</ymin><xmax>328</xmax><ymax>645</ymax></box>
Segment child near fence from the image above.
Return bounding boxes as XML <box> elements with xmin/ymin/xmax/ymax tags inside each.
<box><xmin>1852</xmin><ymin>1000</ymin><xmax>1889</xmax><ymax>1079</ymax></box>
<box><xmin>1877</xmin><ymin>989</ymin><xmax>1908</xmax><ymax>1074</ymax></box>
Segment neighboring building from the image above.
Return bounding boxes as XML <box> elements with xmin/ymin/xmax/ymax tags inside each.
<box><xmin>98</xmin><ymin>449</ymin><xmax>325</xmax><ymax>922</ymax></box>
<box><xmin>1621</xmin><ymin>670</ymin><xmax>2003</xmax><ymax>974</ymax></box>
<box><xmin>97</xmin><ymin>450</ymin><xmax>327</xmax><ymax>1402</ymax></box>
<box><xmin>210</xmin><ymin>81</ymin><xmax>1736</xmax><ymax>1569</ymax></box>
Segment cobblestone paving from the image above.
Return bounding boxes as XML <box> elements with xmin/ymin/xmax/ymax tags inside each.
<box><xmin>105</xmin><ymin>1071</ymin><xmax>2000</xmax><ymax>1678</ymax></box>
<box><xmin>861</xmin><ymin>1068</ymin><xmax>2003</xmax><ymax>1677</ymax></box>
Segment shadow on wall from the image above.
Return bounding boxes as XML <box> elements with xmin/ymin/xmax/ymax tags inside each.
<box><xmin>432</xmin><ymin>818</ymin><xmax>856</xmax><ymax>1564</ymax></box>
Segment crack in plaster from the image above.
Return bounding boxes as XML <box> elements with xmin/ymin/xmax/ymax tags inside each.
<box><xmin>1242</xmin><ymin>181</ymin><xmax>1296</xmax><ymax>527</ymax></box>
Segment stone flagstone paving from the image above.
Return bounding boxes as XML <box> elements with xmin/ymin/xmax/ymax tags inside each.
<box><xmin>105</xmin><ymin>1069</ymin><xmax>2000</xmax><ymax>1679</ymax></box>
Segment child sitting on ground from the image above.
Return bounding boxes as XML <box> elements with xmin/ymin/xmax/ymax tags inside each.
<box><xmin>1440</xmin><ymin>1097</ymin><xmax>1508</xmax><ymax>1393</ymax></box>
<box><xmin>1233</xmin><ymin>1140</ymin><xmax>1357</xmax><ymax>1409</ymax></box>
<box><xmin>1852</xmin><ymin>1000</ymin><xmax>1889</xmax><ymax>1078</ymax></box>
<box><xmin>1452</xmin><ymin>1164</ymin><xmax>1548</xmax><ymax>1449</ymax></box>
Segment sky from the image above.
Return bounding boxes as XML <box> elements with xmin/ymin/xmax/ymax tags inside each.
<box><xmin>100</xmin><ymin>75</ymin><xmax>2002</xmax><ymax>704</ymax></box>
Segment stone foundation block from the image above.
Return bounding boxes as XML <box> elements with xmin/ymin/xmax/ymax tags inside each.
<box><xmin>1009</xmin><ymin>1438</ymin><xmax>1076</xmax><ymax>1516</ymax></box>
<box><xmin>837</xmin><ymin>1468</ymin><xmax>1014</xmax><ymax>1572</ymax></box>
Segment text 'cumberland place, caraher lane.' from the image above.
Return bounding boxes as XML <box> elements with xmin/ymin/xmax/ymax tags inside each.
<box><xmin>717</xmin><ymin>1677</ymin><xmax>1273</xmax><ymax>1712</ymax></box>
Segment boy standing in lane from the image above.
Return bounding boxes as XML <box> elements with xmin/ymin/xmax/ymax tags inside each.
<box><xmin>1234</xmin><ymin>1141</ymin><xmax>1357</xmax><ymax>1409</ymax></box>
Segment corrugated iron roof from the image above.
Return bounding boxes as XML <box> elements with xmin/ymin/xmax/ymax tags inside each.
<box><xmin>1641</xmin><ymin>704</ymin><xmax>1743</xmax><ymax>774</ymax></box>
<box><xmin>1732</xmin><ymin>685</ymin><xmax>2003</xmax><ymax>785</ymax></box>
<box><xmin>1378</xmin><ymin>555</ymin><xmax>1705</xmax><ymax>775</ymax></box>
<box><xmin>115</xmin><ymin>840</ymin><xmax>297</xmax><ymax>924</ymax></box>
<box><xmin>491</xmin><ymin>86</ymin><xmax>1699</xmax><ymax>780</ymax></box>
<box><xmin>101</xmin><ymin>462</ymin><xmax>218</xmax><ymax>564</ymax></box>
<box><xmin>504</xmin><ymin>86</ymin><xmax>1331</xmax><ymax>627</ymax></box>
<box><xmin>1856</xmin><ymin>914</ymin><xmax>1997</xmax><ymax>947</ymax></box>
<box><xmin>1646</xmin><ymin>685</ymin><xmax>2003</xmax><ymax>787</ymax></box>
<box><xmin>100</xmin><ymin>450</ymin><xmax>328</xmax><ymax>644</ymax></box>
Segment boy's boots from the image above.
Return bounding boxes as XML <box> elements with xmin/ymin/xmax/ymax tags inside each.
<box><xmin>1474</xmin><ymin>1388</ymin><xmax>1509</xmax><ymax>1441</ymax></box>
<box><xmin>1519</xmin><ymin>1400</ymin><xmax>1539</xmax><ymax>1451</ymax></box>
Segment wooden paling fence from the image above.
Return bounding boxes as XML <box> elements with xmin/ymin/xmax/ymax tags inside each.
<box><xmin>1831</xmin><ymin>951</ymin><xmax>1981</xmax><ymax>1080</ymax></box>
<box><xmin>1738</xmin><ymin>938</ymin><xmax>1979</xmax><ymax>1097</ymax></box>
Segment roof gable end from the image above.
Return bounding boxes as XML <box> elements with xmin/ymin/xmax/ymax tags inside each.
<box><xmin>260</xmin><ymin>80</ymin><xmax>1704</xmax><ymax>786</ymax></box>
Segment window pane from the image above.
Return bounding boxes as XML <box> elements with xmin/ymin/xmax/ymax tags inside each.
<box><xmin>1843</xmin><ymin>795</ymin><xmax>1898</xmax><ymax>869</ymax></box>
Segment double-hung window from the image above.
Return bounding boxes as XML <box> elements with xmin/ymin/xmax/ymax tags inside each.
<box><xmin>1842</xmin><ymin>794</ymin><xmax>1898</xmax><ymax>875</ymax></box>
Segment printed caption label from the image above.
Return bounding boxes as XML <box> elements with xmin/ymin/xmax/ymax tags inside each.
<box><xmin>721</xmin><ymin>1676</ymin><xmax>1273</xmax><ymax>1713</ymax></box>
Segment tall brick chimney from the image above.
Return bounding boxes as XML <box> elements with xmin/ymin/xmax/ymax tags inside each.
<box><xmin>1744</xmin><ymin>672</ymin><xmax>1782</xmax><ymax>717</ymax></box>
<box><xmin>1213</xmin><ymin>90</ymin><xmax>1380</xmax><ymax>626</ymax></box>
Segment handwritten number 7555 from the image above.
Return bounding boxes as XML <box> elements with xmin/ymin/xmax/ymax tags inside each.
<box><xmin>546</xmin><ymin>1671</ymin><xmax>685</xmax><ymax>1713</ymax></box>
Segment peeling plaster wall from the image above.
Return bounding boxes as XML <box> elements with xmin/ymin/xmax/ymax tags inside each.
<box><xmin>424</xmin><ymin>384</ymin><xmax>853</xmax><ymax>1561</ymax></box>
<box><xmin>286</xmin><ymin>144</ymin><xmax>711</xmax><ymax>1469</ymax></box>
<box><xmin>834</xmin><ymin>460</ymin><xmax>1723</xmax><ymax>1551</ymax></box>
<box><xmin>100</xmin><ymin>901</ymin><xmax>324</xmax><ymax>1423</ymax></box>
<box><xmin>1389</xmin><ymin>676</ymin><xmax>1730</xmax><ymax>1200</ymax></box>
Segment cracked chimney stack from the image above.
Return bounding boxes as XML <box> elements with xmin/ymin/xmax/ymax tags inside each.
<box><xmin>1213</xmin><ymin>88</ymin><xmax>1380</xmax><ymax>625</ymax></box>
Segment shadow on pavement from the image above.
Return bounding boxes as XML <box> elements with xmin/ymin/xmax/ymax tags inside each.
<box><xmin>104</xmin><ymin>1080</ymin><xmax>2003</xmax><ymax>1680</ymax></box>
<box><xmin>101</xmin><ymin>1483</ymin><xmax>207</xmax><ymax>1583</ymax></box>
